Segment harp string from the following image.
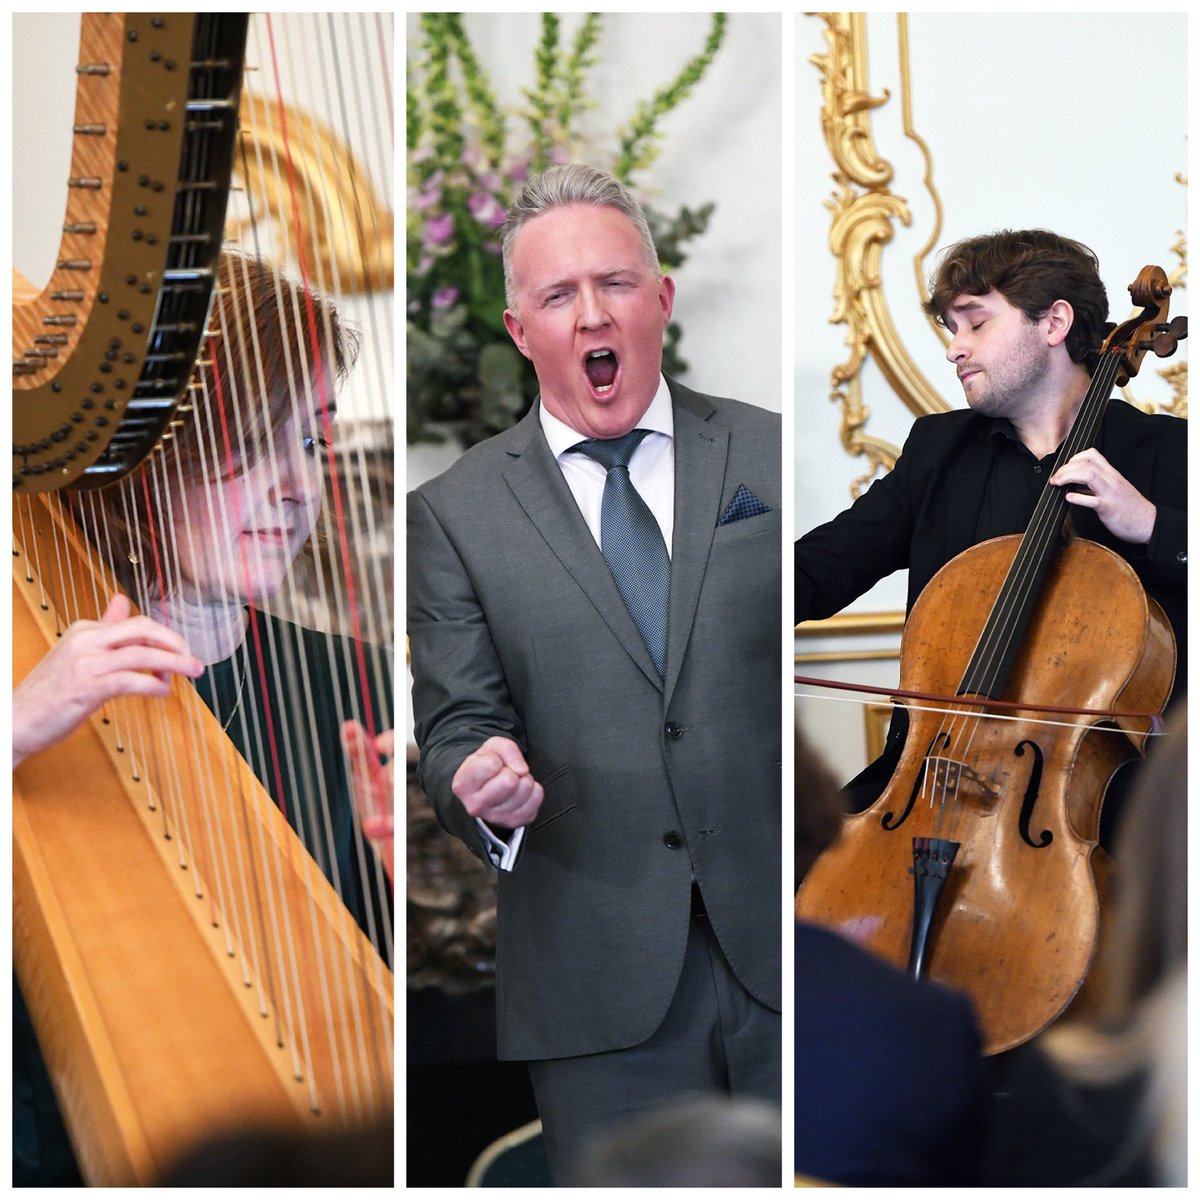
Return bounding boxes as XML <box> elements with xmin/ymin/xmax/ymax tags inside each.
<box><xmin>325</xmin><ymin>12</ymin><xmax>395</xmax><ymax>690</ymax></box>
<box><xmin>229</xmin><ymin>14</ymin><xmax>393</xmax><ymax>1102</ymax></box>
<box><xmin>253</xmin><ymin>15</ymin><xmax>395</xmax><ymax>973</ymax></box>
<box><xmin>200</xmin><ymin>286</ymin><xmax>332</xmax><ymax>1106</ymax></box>
<box><xmin>196</xmin><ymin>283</ymin><xmax>326</xmax><ymax>1068</ymax></box>
<box><xmin>263</xmin><ymin>14</ymin><xmax>378</xmax><ymax>755</ymax></box>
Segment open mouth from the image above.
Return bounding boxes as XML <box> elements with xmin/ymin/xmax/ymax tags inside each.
<box><xmin>584</xmin><ymin>349</ymin><xmax>619</xmax><ymax>394</ymax></box>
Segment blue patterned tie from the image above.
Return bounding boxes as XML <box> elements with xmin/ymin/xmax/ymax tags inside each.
<box><xmin>571</xmin><ymin>429</ymin><xmax>670</xmax><ymax>678</ymax></box>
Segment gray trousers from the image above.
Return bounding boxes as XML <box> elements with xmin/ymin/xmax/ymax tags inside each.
<box><xmin>527</xmin><ymin>909</ymin><xmax>781</xmax><ymax>1184</ymax></box>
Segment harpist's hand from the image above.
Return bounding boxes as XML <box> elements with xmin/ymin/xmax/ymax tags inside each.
<box><xmin>1050</xmin><ymin>448</ymin><xmax>1157</xmax><ymax>545</ymax></box>
<box><xmin>12</xmin><ymin>593</ymin><xmax>203</xmax><ymax>770</ymax></box>
<box><xmin>342</xmin><ymin>722</ymin><xmax>395</xmax><ymax>882</ymax></box>
<box><xmin>452</xmin><ymin>736</ymin><xmax>544</xmax><ymax>830</ymax></box>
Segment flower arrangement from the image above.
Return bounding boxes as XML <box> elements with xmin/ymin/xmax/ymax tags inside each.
<box><xmin>407</xmin><ymin>13</ymin><xmax>727</xmax><ymax>446</ymax></box>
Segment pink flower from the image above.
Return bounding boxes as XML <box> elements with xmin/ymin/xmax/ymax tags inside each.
<box><xmin>468</xmin><ymin>191</ymin><xmax>507</xmax><ymax>229</ymax></box>
<box><xmin>424</xmin><ymin>213</ymin><xmax>454</xmax><ymax>246</ymax></box>
<box><xmin>412</xmin><ymin>178</ymin><xmax>442</xmax><ymax>211</ymax></box>
<box><xmin>432</xmin><ymin>287</ymin><xmax>459</xmax><ymax>309</ymax></box>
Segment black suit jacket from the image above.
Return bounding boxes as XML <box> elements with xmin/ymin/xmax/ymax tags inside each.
<box><xmin>796</xmin><ymin>400</ymin><xmax>1186</xmax><ymax>657</ymax></box>
<box><xmin>409</xmin><ymin>378</ymin><xmax>782</xmax><ymax>1061</ymax></box>
<box><xmin>795</xmin><ymin>401</ymin><xmax>1186</xmax><ymax>807</ymax></box>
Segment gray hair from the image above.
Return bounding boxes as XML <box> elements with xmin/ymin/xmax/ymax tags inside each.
<box><xmin>501</xmin><ymin>164</ymin><xmax>660</xmax><ymax>310</ymax></box>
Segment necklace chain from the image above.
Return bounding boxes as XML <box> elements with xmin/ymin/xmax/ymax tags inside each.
<box><xmin>221</xmin><ymin>652</ymin><xmax>248</xmax><ymax>733</ymax></box>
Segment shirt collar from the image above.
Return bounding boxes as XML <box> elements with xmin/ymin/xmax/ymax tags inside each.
<box><xmin>988</xmin><ymin>415</ymin><xmax>1060</xmax><ymax>462</ymax></box>
<box><xmin>540</xmin><ymin>374</ymin><xmax>674</xmax><ymax>458</ymax></box>
<box><xmin>987</xmin><ymin>416</ymin><xmax>1019</xmax><ymax>443</ymax></box>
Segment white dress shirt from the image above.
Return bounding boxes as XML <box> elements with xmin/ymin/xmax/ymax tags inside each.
<box><xmin>539</xmin><ymin>374</ymin><xmax>676</xmax><ymax>556</ymax></box>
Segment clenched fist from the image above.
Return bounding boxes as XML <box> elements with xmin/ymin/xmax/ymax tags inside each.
<box><xmin>452</xmin><ymin>736</ymin><xmax>544</xmax><ymax>830</ymax></box>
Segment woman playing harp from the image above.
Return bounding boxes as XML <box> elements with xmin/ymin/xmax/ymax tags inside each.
<box><xmin>13</xmin><ymin>251</ymin><xmax>394</xmax><ymax>1185</ymax></box>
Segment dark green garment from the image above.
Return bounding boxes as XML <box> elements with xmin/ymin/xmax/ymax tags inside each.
<box><xmin>14</xmin><ymin>608</ymin><xmax>393</xmax><ymax>1184</ymax></box>
<box><xmin>194</xmin><ymin>607</ymin><xmax>394</xmax><ymax>941</ymax></box>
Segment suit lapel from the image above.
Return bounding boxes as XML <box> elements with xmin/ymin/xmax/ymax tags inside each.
<box><xmin>665</xmin><ymin>383</ymin><xmax>728</xmax><ymax>700</ymax></box>
<box><xmin>501</xmin><ymin>407</ymin><xmax>664</xmax><ymax>689</ymax></box>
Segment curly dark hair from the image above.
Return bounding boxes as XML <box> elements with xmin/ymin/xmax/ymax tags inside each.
<box><xmin>923</xmin><ymin>230</ymin><xmax>1110</xmax><ymax>373</ymax></box>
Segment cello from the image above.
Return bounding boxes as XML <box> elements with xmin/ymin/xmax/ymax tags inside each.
<box><xmin>796</xmin><ymin>266</ymin><xmax>1185</xmax><ymax>1055</ymax></box>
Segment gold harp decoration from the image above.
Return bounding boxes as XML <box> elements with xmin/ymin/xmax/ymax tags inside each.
<box><xmin>230</xmin><ymin>94</ymin><xmax>395</xmax><ymax>294</ymax></box>
<box><xmin>12</xmin><ymin>13</ymin><xmax>394</xmax><ymax>1184</ymax></box>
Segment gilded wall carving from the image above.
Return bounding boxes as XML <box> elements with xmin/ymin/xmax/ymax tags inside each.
<box><xmin>810</xmin><ymin>13</ymin><xmax>1187</xmax><ymax>497</ymax></box>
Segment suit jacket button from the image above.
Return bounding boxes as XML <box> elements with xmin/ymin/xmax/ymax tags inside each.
<box><xmin>664</xmin><ymin>721</ymin><xmax>683</xmax><ymax>740</ymax></box>
<box><xmin>663</xmin><ymin>831</ymin><xmax>683</xmax><ymax>849</ymax></box>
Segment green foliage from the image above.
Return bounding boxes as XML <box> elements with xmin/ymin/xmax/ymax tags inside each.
<box><xmin>408</xmin><ymin>13</ymin><xmax>726</xmax><ymax>447</ymax></box>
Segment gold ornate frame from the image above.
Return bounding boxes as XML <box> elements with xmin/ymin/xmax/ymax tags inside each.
<box><xmin>809</xmin><ymin>12</ymin><xmax>1187</xmax><ymax>497</ymax></box>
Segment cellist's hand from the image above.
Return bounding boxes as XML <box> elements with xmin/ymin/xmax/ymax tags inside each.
<box><xmin>1049</xmin><ymin>448</ymin><xmax>1156</xmax><ymax>545</ymax></box>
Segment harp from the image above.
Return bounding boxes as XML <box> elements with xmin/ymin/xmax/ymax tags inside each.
<box><xmin>12</xmin><ymin>13</ymin><xmax>395</xmax><ymax>1185</ymax></box>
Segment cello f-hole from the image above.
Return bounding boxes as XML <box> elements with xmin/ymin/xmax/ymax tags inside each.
<box><xmin>883</xmin><ymin>730</ymin><xmax>949</xmax><ymax>831</ymax></box>
<box><xmin>1014</xmin><ymin>738</ymin><xmax>1053</xmax><ymax>849</ymax></box>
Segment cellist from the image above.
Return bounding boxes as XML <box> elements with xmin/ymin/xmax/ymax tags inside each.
<box><xmin>795</xmin><ymin>230</ymin><xmax>1186</xmax><ymax>844</ymax></box>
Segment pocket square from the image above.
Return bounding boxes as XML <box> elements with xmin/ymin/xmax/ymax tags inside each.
<box><xmin>718</xmin><ymin>483</ymin><xmax>771</xmax><ymax>526</ymax></box>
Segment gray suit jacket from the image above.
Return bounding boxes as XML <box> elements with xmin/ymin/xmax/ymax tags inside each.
<box><xmin>408</xmin><ymin>377</ymin><xmax>782</xmax><ymax>1061</ymax></box>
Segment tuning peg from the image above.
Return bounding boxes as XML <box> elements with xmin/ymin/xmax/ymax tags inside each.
<box><xmin>1151</xmin><ymin>316</ymin><xmax>1188</xmax><ymax>358</ymax></box>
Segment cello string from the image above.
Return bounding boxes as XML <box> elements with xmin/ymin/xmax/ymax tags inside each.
<box><xmin>964</xmin><ymin>351</ymin><xmax>1122</xmax><ymax>699</ymax></box>
<box><xmin>931</xmin><ymin>350</ymin><xmax>1126</xmax><ymax>830</ymax></box>
<box><xmin>961</xmin><ymin>349</ymin><xmax>1116</xmax><ymax>691</ymax></box>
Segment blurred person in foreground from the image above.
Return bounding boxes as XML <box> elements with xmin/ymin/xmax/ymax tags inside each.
<box><xmin>794</xmin><ymin>728</ymin><xmax>990</xmax><ymax>1186</ymax></box>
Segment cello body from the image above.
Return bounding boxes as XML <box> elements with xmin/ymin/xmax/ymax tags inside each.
<box><xmin>796</xmin><ymin>533</ymin><xmax>1175</xmax><ymax>1055</ymax></box>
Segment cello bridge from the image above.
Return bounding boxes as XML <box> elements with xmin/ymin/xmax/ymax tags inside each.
<box><xmin>925</xmin><ymin>756</ymin><xmax>1001</xmax><ymax>803</ymax></box>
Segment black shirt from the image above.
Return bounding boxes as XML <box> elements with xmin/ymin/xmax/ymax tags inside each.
<box><xmin>795</xmin><ymin>401</ymin><xmax>1187</xmax><ymax>696</ymax></box>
